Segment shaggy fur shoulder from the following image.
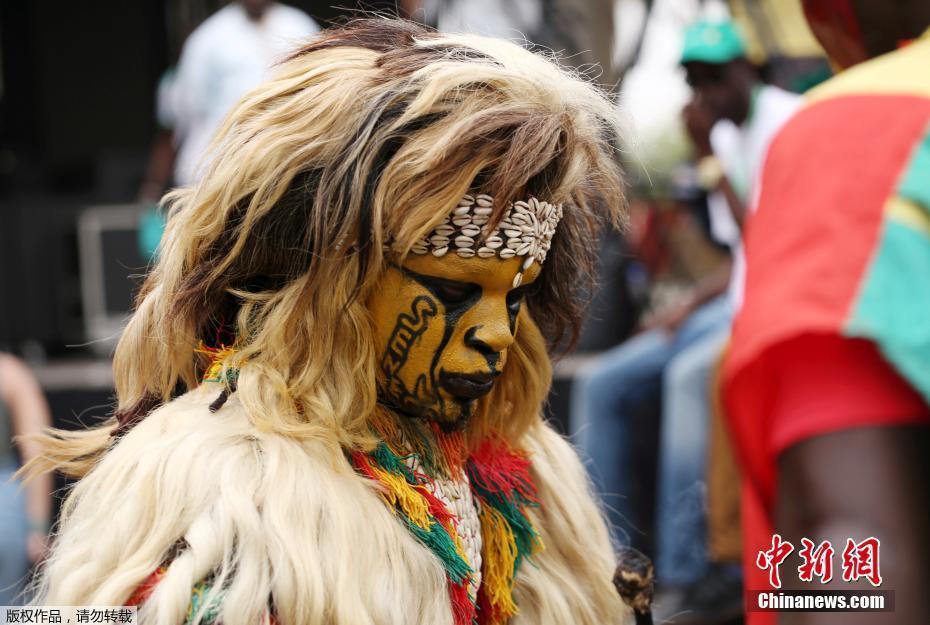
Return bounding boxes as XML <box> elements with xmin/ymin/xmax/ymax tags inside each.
<box><xmin>39</xmin><ymin>385</ymin><xmax>452</xmax><ymax>625</ymax></box>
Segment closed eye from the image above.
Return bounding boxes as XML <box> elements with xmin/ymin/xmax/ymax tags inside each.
<box><xmin>399</xmin><ymin>266</ymin><xmax>481</xmax><ymax>307</ymax></box>
<box><xmin>428</xmin><ymin>278</ymin><xmax>481</xmax><ymax>306</ymax></box>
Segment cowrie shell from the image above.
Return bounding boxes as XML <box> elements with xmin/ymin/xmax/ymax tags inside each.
<box><xmin>455</xmin><ymin>235</ymin><xmax>474</xmax><ymax>247</ymax></box>
<box><xmin>460</xmin><ymin>225</ymin><xmax>481</xmax><ymax>237</ymax></box>
<box><xmin>512</xmin><ymin>273</ymin><xmax>523</xmax><ymax>288</ymax></box>
<box><xmin>477</xmin><ymin>247</ymin><xmax>496</xmax><ymax>258</ymax></box>
<box><xmin>430</xmin><ymin>235</ymin><xmax>449</xmax><ymax>246</ymax></box>
<box><xmin>432</xmin><ymin>246</ymin><xmax>449</xmax><ymax>257</ymax></box>
<box><xmin>485</xmin><ymin>236</ymin><xmax>503</xmax><ymax>249</ymax></box>
<box><xmin>506</xmin><ymin>238</ymin><xmax>521</xmax><ymax>250</ymax></box>
<box><xmin>452</xmin><ymin>216</ymin><xmax>472</xmax><ymax>226</ymax></box>
<box><xmin>453</xmin><ymin>205</ymin><xmax>472</xmax><ymax>216</ymax></box>
<box><xmin>456</xmin><ymin>248</ymin><xmax>476</xmax><ymax>258</ymax></box>
<box><xmin>500</xmin><ymin>248</ymin><xmax>516</xmax><ymax>258</ymax></box>
<box><xmin>522</xmin><ymin>257</ymin><xmax>535</xmax><ymax>270</ymax></box>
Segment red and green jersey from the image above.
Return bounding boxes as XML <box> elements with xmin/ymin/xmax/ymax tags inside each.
<box><xmin>723</xmin><ymin>28</ymin><xmax>930</xmax><ymax>624</ymax></box>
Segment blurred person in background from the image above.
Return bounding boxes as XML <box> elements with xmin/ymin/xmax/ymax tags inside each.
<box><xmin>0</xmin><ymin>354</ymin><xmax>53</xmax><ymax>604</ymax></box>
<box><xmin>136</xmin><ymin>0</ymin><xmax>318</xmax><ymax>262</ymax></box>
<box><xmin>573</xmin><ymin>18</ymin><xmax>799</xmax><ymax>622</ymax></box>
<box><xmin>171</xmin><ymin>0</ymin><xmax>318</xmax><ymax>186</ymax></box>
<box><xmin>723</xmin><ymin>0</ymin><xmax>930</xmax><ymax>623</ymax></box>
<box><xmin>403</xmin><ymin>0</ymin><xmax>617</xmax><ymax>88</ymax></box>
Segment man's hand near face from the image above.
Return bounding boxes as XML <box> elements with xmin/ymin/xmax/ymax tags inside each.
<box><xmin>683</xmin><ymin>98</ymin><xmax>717</xmax><ymax>158</ymax></box>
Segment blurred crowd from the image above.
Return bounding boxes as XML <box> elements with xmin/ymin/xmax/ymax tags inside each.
<box><xmin>2</xmin><ymin>1</ymin><xmax>928</xmax><ymax>624</ymax></box>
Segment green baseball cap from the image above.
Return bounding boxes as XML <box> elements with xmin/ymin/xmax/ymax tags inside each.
<box><xmin>680</xmin><ymin>19</ymin><xmax>746</xmax><ymax>65</ymax></box>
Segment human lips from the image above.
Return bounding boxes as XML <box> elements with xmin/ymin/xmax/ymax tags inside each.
<box><xmin>439</xmin><ymin>370</ymin><xmax>499</xmax><ymax>399</ymax></box>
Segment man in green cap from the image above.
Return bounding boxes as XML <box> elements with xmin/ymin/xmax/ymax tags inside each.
<box><xmin>681</xmin><ymin>18</ymin><xmax>800</xmax><ymax>228</ymax></box>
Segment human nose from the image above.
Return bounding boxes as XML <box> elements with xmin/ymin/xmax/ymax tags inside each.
<box><xmin>463</xmin><ymin>308</ymin><xmax>515</xmax><ymax>355</ymax></box>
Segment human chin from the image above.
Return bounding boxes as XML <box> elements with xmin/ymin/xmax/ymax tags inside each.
<box><xmin>422</xmin><ymin>388</ymin><xmax>477</xmax><ymax>431</ymax></box>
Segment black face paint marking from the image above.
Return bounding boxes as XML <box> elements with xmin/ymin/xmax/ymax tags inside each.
<box><xmin>381</xmin><ymin>294</ymin><xmax>438</xmax><ymax>379</ymax></box>
<box><xmin>402</xmin><ymin>268</ymin><xmax>482</xmax><ymax>425</ymax></box>
<box><xmin>506</xmin><ymin>284</ymin><xmax>530</xmax><ymax>334</ymax></box>
<box><xmin>379</xmin><ymin>295</ymin><xmax>439</xmax><ymax>416</ymax></box>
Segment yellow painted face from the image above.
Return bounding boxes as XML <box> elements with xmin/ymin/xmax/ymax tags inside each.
<box><xmin>369</xmin><ymin>253</ymin><xmax>542</xmax><ymax>431</ymax></box>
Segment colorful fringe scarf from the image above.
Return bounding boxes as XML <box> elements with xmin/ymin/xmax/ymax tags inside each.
<box><xmin>467</xmin><ymin>439</ymin><xmax>543</xmax><ymax>625</ymax></box>
<box><xmin>350</xmin><ymin>429</ymin><xmax>544</xmax><ymax>625</ymax></box>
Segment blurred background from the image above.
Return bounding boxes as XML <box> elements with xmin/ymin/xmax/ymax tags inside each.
<box><xmin>0</xmin><ymin>1</ymin><xmax>831</xmax><ymax>622</ymax></box>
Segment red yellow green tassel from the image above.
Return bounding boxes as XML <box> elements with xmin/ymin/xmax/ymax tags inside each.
<box><xmin>467</xmin><ymin>437</ymin><xmax>544</xmax><ymax>625</ymax></box>
<box><xmin>349</xmin><ymin>443</ymin><xmax>477</xmax><ymax>625</ymax></box>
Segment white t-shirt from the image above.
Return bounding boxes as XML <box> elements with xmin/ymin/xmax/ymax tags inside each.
<box><xmin>420</xmin><ymin>0</ymin><xmax>542</xmax><ymax>40</ymax></box>
<box><xmin>172</xmin><ymin>2</ymin><xmax>319</xmax><ymax>185</ymax></box>
<box><xmin>706</xmin><ymin>84</ymin><xmax>802</xmax><ymax>307</ymax></box>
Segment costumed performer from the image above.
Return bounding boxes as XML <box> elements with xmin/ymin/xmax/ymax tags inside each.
<box><xmin>22</xmin><ymin>18</ymin><xmax>638</xmax><ymax>625</ymax></box>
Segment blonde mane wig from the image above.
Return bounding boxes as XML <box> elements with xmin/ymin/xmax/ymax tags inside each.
<box><xmin>24</xmin><ymin>18</ymin><xmax>630</xmax><ymax>625</ymax></box>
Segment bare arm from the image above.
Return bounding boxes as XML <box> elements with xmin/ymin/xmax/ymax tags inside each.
<box><xmin>776</xmin><ymin>426</ymin><xmax>930</xmax><ymax>625</ymax></box>
<box><xmin>718</xmin><ymin>175</ymin><xmax>746</xmax><ymax>229</ymax></box>
<box><xmin>643</xmin><ymin>259</ymin><xmax>731</xmax><ymax>334</ymax></box>
<box><xmin>688</xmin><ymin>260</ymin><xmax>732</xmax><ymax>309</ymax></box>
<box><xmin>2</xmin><ymin>354</ymin><xmax>54</xmax><ymax>563</ymax></box>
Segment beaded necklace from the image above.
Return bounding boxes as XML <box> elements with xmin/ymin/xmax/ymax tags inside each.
<box><xmin>351</xmin><ymin>413</ymin><xmax>543</xmax><ymax>625</ymax></box>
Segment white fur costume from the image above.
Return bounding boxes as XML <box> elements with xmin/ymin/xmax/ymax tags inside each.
<box><xmin>37</xmin><ymin>383</ymin><xmax>630</xmax><ymax>625</ymax></box>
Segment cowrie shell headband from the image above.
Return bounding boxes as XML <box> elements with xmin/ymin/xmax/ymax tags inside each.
<box><xmin>405</xmin><ymin>194</ymin><xmax>563</xmax><ymax>287</ymax></box>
